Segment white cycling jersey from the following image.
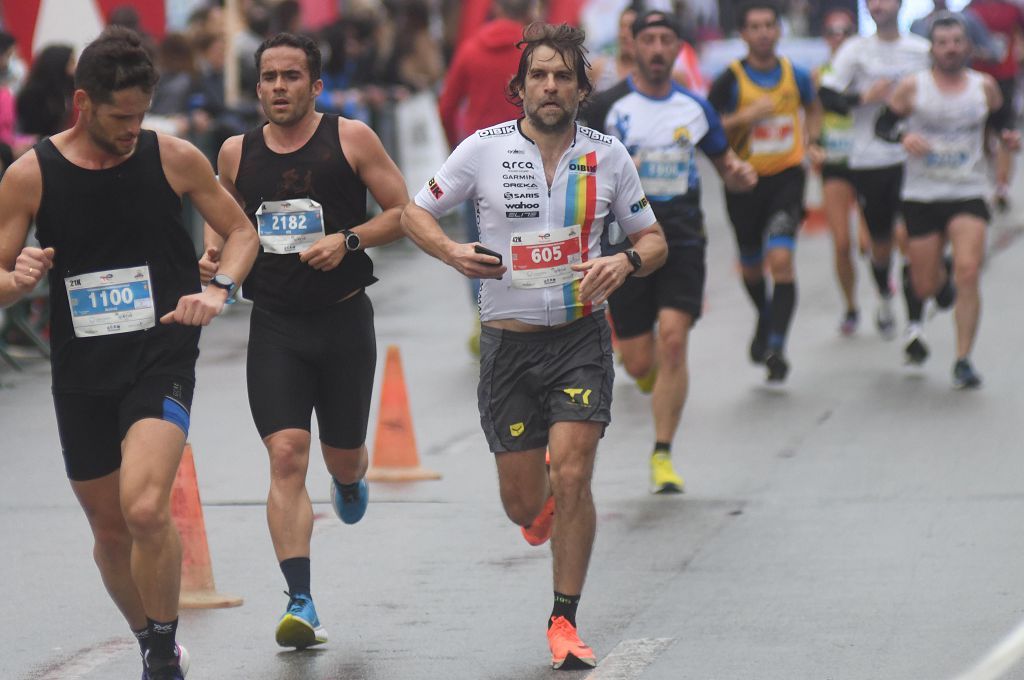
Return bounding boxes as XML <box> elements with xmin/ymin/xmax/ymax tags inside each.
<box><xmin>414</xmin><ymin>119</ymin><xmax>657</xmax><ymax>326</ymax></box>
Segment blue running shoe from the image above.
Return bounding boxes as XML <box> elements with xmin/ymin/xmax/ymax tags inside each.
<box><xmin>142</xmin><ymin>644</ymin><xmax>189</xmax><ymax>679</ymax></box>
<box><xmin>276</xmin><ymin>592</ymin><xmax>328</xmax><ymax>649</ymax></box>
<box><xmin>330</xmin><ymin>477</ymin><xmax>368</xmax><ymax>524</ymax></box>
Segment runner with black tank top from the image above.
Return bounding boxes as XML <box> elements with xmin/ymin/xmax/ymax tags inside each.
<box><xmin>875</xmin><ymin>14</ymin><xmax>1020</xmax><ymax>387</ymax></box>
<box><xmin>200</xmin><ymin>32</ymin><xmax>408</xmax><ymax>650</ymax></box>
<box><xmin>0</xmin><ymin>27</ymin><xmax>258</xmax><ymax>680</ymax></box>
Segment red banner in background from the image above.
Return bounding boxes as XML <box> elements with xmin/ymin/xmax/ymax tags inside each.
<box><xmin>2</xmin><ymin>0</ymin><xmax>165</xmax><ymax>64</ymax></box>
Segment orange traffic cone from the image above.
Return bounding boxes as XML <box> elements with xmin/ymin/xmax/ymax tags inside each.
<box><xmin>366</xmin><ymin>345</ymin><xmax>441</xmax><ymax>482</ymax></box>
<box><xmin>171</xmin><ymin>444</ymin><xmax>243</xmax><ymax>609</ymax></box>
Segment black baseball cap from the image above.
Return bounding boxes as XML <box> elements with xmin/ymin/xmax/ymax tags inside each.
<box><xmin>632</xmin><ymin>10</ymin><xmax>682</xmax><ymax>38</ymax></box>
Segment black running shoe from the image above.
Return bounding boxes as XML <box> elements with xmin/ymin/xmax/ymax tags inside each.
<box><xmin>935</xmin><ymin>257</ymin><xmax>956</xmax><ymax>310</ymax></box>
<box><xmin>749</xmin><ymin>317</ymin><xmax>770</xmax><ymax>364</ymax></box>
<box><xmin>765</xmin><ymin>351</ymin><xmax>789</xmax><ymax>383</ymax></box>
<box><xmin>953</xmin><ymin>359</ymin><xmax>982</xmax><ymax>389</ymax></box>
<box><xmin>903</xmin><ymin>329</ymin><xmax>929</xmax><ymax>365</ymax></box>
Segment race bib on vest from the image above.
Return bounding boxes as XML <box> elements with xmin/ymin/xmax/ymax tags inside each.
<box><xmin>509</xmin><ymin>225</ymin><xmax>583</xmax><ymax>290</ymax></box>
<box><xmin>751</xmin><ymin>115</ymin><xmax>797</xmax><ymax>156</ymax></box>
<box><xmin>637</xmin><ymin>147</ymin><xmax>691</xmax><ymax>198</ymax></box>
<box><xmin>256</xmin><ymin>198</ymin><xmax>325</xmax><ymax>254</ymax></box>
<box><xmin>65</xmin><ymin>265</ymin><xmax>155</xmax><ymax>338</ymax></box>
<box><xmin>924</xmin><ymin>143</ymin><xmax>972</xmax><ymax>182</ymax></box>
<box><xmin>822</xmin><ymin>113</ymin><xmax>854</xmax><ymax>163</ymax></box>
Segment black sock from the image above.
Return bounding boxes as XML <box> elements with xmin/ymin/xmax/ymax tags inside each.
<box><xmin>280</xmin><ymin>557</ymin><xmax>311</xmax><ymax>596</ymax></box>
<box><xmin>871</xmin><ymin>261</ymin><xmax>891</xmax><ymax>297</ymax></box>
<box><xmin>935</xmin><ymin>256</ymin><xmax>955</xmax><ymax>309</ymax></box>
<box><xmin>902</xmin><ymin>263</ymin><xmax>924</xmax><ymax>323</ymax></box>
<box><xmin>654</xmin><ymin>441</ymin><xmax>670</xmax><ymax>455</ymax></box>
<box><xmin>132</xmin><ymin>625</ymin><xmax>150</xmax><ymax>656</ymax></box>
<box><xmin>146</xmin><ymin>618</ymin><xmax>178</xmax><ymax>660</ymax></box>
<box><xmin>550</xmin><ymin>592</ymin><xmax>581</xmax><ymax>628</ymax></box>
<box><xmin>743</xmin><ymin>277</ymin><xmax>768</xmax><ymax>316</ymax></box>
<box><xmin>768</xmin><ymin>282</ymin><xmax>796</xmax><ymax>351</ymax></box>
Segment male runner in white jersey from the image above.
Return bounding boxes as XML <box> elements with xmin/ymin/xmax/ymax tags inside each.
<box><xmin>583</xmin><ymin>10</ymin><xmax>756</xmax><ymax>493</ymax></box>
<box><xmin>820</xmin><ymin>0</ymin><xmax>930</xmax><ymax>343</ymax></box>
<box><xmin>402</xmin><ymin>23</ymin><xmax>667</xmax><ymax>670</ymax></box>
<box><xmin>876</xmin><ymin>13</ymin><xmax>1019</xmax><ymax>387</ymax></box>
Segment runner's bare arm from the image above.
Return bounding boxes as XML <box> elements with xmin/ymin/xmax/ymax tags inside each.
<box><xmin>159</xmin><ymin>134</ymin><xmax>259</xmax><ymax>324</ymax></box>
<box><xmin>401</xmin><ymin>203</ymin><xmax>506</xmax><ymax>279</ymax></box>
<box><xmin>572</xmin><ymin>223</ymin><xmax>667</xmax><ymax>305</ymax></box>
<box><xmin>199</xmin><ymin>136</ymin><xmax>245</xmax><ymax>282</ymax></box>
<box><xmin>710</xmin><ymin>150</ymin><xmax>757</xmax><ymax>192</ymax></box>
<box><xmin>0</xmin><ymin>152</ymin><xmax>53</xmax><ymax>308</ymax></box>
<box><xmin>299</xmin><ymin>119</ymin><xmax>410</xmax><ymax>271</ymax></box>
<box><xmin>982</xmin><ymin>75</ymin><xmax>1021</xmax><ymax>151</ymax></box>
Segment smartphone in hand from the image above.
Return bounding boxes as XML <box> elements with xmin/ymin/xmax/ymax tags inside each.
<box><xmin>473</xmin><ymin>244</ymin><xmax>503</xmax><ymax>266</ymax></box>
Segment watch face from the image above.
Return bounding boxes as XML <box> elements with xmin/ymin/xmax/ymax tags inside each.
<box><xmin>346</xmin><ymin>232</ymin><xmax>360</xmax><ymax>251</ymax></box>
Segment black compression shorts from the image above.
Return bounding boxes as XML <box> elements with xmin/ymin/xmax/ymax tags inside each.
<box><xmin>54</xmin><ymin>366</ymin><xmax>195</xmax><ymax>482</ymax></box>
<box><xmin>247</xmin><ymin>291</ymin><xmax>376</xmax><ymax>449</ymax></box>
<box><xmin>725</xmin><ymin>165</ymin><xmax>805</xmax><ymax>265</ymax></box>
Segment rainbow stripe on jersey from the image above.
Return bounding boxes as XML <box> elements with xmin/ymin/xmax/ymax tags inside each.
<box><xmin>561</xmin><ymin>151</ymin><xmax>598</xmax><ymax>321</ymax></box>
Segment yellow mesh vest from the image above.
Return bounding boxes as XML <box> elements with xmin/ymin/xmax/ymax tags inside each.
<box><xmin>727</xmin><ymin>57</ymin><xmax>804</xmax><ymax>176</ymax></box>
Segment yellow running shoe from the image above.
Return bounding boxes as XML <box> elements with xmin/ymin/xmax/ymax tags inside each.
<box><xmin>650</xmin><ymin>452</ymin><xmax>684</xmax><ymax>494</ymax></box>
<box><xmin>547</xmin><ymin>616</ymin><xmax>597</xmax><ymax>670</ymax></box>
<box><xmin>634</xmin><ymin>366</ymin><xmax>657</xmax><ymax>394</ymax></box>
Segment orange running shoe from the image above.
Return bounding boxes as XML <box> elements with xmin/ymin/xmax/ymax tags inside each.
<box><xmin>521</xmin><ymin>494</ymin><xmax>555</xmax><ymax>546</ymax></box>
<box><xmin>547</xmin><ymin>616</ymin><xmax>597</xmax><ymax>670</ymax></box>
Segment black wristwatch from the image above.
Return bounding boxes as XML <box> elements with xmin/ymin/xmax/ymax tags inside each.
<box><xmin>342</xmin><ymin>229</ymin><xmax>361</xmax><ymax>252</ymax></box>
<box><xmin>624</xmin><ymin>249</ymin><xmax>642</xmax><ymax>275</ymax></box>
<box><xmin>209</xmin><ymin>273</ymin><xmax>237</xmax><ymax>296</ymax></box>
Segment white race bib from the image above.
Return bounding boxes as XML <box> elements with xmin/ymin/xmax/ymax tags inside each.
<box><xmin>65</xmin><ymin>265</ymin><xmax>155</xmax><ymax>338</ymax></box>
<box><xmin>924</xmin><ymin>143</ymin><xmax>972</xmax><ymax>182</ymax></box>
<box><xmin>509</xmin><ymin>225</ymin><xmax>583</xmax><ymax>290</ymax></box>
<box><xmin>751</xmin><ymin>115</ymin><xmax>796</xmax><ymax>156</ymax></box>
<box><xmin>256</xmin><ymin>198</ymin><xmax>326</xmax><ymax>254</ymax></box>
<box><xmin>637</xmin><ymin>147</ymin><xmax>691</xmax><ymax>198</ymax></box>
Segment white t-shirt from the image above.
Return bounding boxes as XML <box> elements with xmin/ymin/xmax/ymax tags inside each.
<box><xmin>414</xmin><ymin>120</ymin><xmax>657</xmax><ymax>326</ymax></box>
<box><xmin>821</xmin><ymin>33</ymin><xmax>930</xmax><ymax>170</ymax></box>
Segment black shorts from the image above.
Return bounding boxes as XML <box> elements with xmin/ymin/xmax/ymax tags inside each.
<box><xmin>478</xmin><ymin>313</ymin><xmax>613</xmax><ymax>453</ymax></box>
<box><xmin>607</xmin><ymin>242</ymin><xmax>705</xmax><ymax>338</ymax></box>
<box><xmin>247</xmin><ymin>291</ymin><xmax>376</xmax><ymax>449</ymax></box>
<box><xmin>901</xmin><ymin>198</ymin><xmax>990</xmax><ymax>238</ymax></box>
<box><xmin>852</xmin><ymin>164</ymin><xmax>903</xmax><ymax>241</ymax></box>
<box><xmin>725</xmin><ymin>165</ymin><xmax>805</xmax><ymax>265</ymax></box>
<box><xmin>54</xmin><ymin>370</ymin><xmax>195</xmax><ymax>482</ymax></box>
<box><xmin>822</xmin><ymin>162</ymin><xmax>855</xmax><ymax>184</ymax></box>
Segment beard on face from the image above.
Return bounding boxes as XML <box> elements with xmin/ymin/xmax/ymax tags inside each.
<box><xmin>87</xmin><ymin>122</ymin><xmax>135</xmax><ymax>157</ymax></box>
<box><xmin>525</xmin><ymin>99</ymin><xmax>576</xmax><ymax>134</ymax></box>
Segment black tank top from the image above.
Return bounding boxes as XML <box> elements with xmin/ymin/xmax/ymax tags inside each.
<box><xmin>235</xmin><ymin>114</ymin><xmax>375</xmax><ymax>312</ymax></box>
<box><xmin>34</xmin><ymin>131</ymin><xmax>201</xmax><ymax>393</ymax></box>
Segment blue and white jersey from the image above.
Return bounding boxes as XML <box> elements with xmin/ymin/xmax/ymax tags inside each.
<box><xmin>583</xmin><ymin>76</ymin><xmax>729</xmax><ymax>244</ymax></box>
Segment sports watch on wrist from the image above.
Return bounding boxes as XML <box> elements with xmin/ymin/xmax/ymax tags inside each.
<box><xmin>342</xmin><ymin>229</ymin><xmax>361</xmax><ymax>252</ymax></box>
<box><xmin>210</xmin><ymin>273</ymin><xmax>236</xmax><ymax>296</ymax></box>
<box><xmin>624</xmin><ymin>249</ymin><xmax>642</xmax><ymax>275</ymax></box>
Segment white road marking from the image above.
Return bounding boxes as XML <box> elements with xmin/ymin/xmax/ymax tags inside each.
<box><xmin>585</xmin><ymin>637</ymin><xmax>675</xmax><ymax>679</ymax></box>
<box><xmin>33</xmin><ymin>638</ymin><xmax>135</xmax><ymax>680</ymax></box>
<box><xmin>950</xmin><ymin>617</ymin><xmax>1024</xmax><ymax>680</ymax></box>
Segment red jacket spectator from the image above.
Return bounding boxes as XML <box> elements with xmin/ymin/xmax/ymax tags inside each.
<box><xmin>438</xmin><ymin>15</ymin><xmax>527</xmax><ymax>147</ymax></box>
<box><xmin>968</xmin><ymin>0</ymin><xmax>1024</xmax><ymax>80</ymax></box>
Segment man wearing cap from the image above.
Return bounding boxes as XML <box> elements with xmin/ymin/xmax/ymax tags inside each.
<box><xmin>583</xmin><ymin>10</ymin><xmax>756</xmax><ymax>492</ymax></box>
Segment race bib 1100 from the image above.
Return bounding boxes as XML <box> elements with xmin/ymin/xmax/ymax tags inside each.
<box><xmin>65</xmin><ymin>265</ymin><xmax>155</xmax><ymax>338</ymax></box>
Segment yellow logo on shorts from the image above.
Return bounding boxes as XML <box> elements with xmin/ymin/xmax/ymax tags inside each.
<box><xmin>563</xmin><ymin>388</ymin><xmax>592</xmax><ymax>406</ymax></box>
<box><xmin>509</xmin><ymin>422</ymin><xmax>525</xmax><ymax>437</ymax></box>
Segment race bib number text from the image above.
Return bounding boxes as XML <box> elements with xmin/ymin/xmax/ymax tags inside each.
<box><xmin>65</xmin><ymin>265</ymin><xmax>155</xmax><ymax>338</ymax></box>
<box><xmin>509</xmin><ymin>226</ymin><xmax>583</xmax><ymax>289</ymax></box>
<box><xmin>256</xmin><ymin>198</ymin><xmax>326</xmax><ymax>254</ymax></box>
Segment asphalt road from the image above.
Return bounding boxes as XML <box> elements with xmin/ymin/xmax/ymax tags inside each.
<box><xmin>3</xmin><ymin>159</ymin><xmax>1024</xmax><ymax>680</ymax></box>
